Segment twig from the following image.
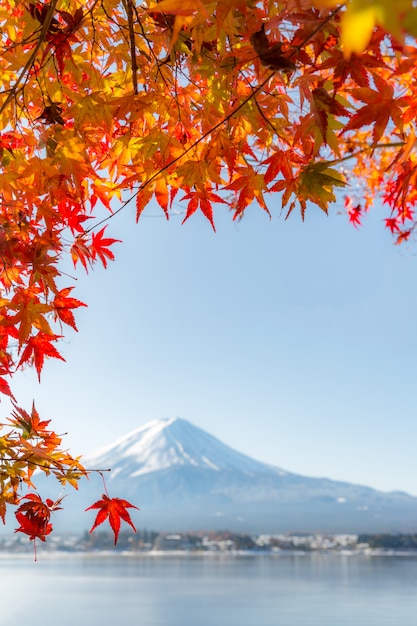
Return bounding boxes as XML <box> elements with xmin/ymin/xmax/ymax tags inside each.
<box><xmin>0</xmin><ymin>0</ymin><xmax>60</xmax><ymax>116</ymax></box>
<box><xmin>122</xmin><ymin>0</ymin><xmax>139</xmax><ymax>95</ymax></box>
<box><xmin>84</xmin><ymin>5</ymin><xmax>350</xmax><ymax>233</ymax></box>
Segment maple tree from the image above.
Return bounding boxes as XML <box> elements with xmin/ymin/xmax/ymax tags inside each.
<box><xmin>1</xmin><ymin>0</ymin><xmax>417</xmax><ymax>548</ymax></box>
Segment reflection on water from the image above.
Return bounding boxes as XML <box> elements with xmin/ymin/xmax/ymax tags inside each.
<box><xmin>2</xmin><ymin>553</ymin><xmax>417</xmax><ymax>626</ymax></box>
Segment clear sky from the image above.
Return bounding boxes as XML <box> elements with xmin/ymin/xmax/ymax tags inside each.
<box><xmin>7</xmin><ymin>196</ymin><xmax>417</xmax><ymax>496</ymax></box>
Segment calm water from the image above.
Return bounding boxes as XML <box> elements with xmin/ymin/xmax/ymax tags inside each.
<box><xmin>2</xmin><ymin>553</ymin><xmax>417</xmax><ymax>625</ymax></box>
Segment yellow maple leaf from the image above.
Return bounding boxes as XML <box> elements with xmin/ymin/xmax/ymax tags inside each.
<box><xmin>148</xmin><ymin>0</ymin><xmax>208</xmax><ymax>17</ymax></box>
<box><xmin>312</xmin><ymin>0</ymin><xmax>413</xmax><ymax>57</ymax></box>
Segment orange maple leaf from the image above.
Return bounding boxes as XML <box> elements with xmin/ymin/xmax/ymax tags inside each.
<box><xmin>86</xmin><ymin>494</ymin><xmax>139</xmax><ymax>544</ymax></box>
<box><xmin>53</xmin><ymin>287</ymin><xmax>86</xmax><ymax>331</ymax></box>
<box><xmin>342</xmin><ymin>77</ymin><xmax>407</xmax><ymax>144</ymax></box>
<box><xmin>9</xmin><ymin>290</ymin><xmax>54</xmax><ymax>348</ymax></box>
<box><xmin>8</xmin><ymin>402</ymin><xmax>52</xmax><ymax>435</ymax></box>
<box><xmin>17</xmin><ymin>332</ymin><xmax>65</xmax><ymax>380</ymax></box>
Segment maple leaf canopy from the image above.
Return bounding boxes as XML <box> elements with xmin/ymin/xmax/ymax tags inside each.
<box><xmin>1</xmin><ymin>0</ymin><xmax>417</xmax><ymax>545</ymax></box>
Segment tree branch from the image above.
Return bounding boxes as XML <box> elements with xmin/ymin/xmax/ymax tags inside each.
<box><xmin>0</xmin><ymin>0</ymin><xmax>60</xmax><ymax>116</ymax></box>
<box><xmin>122</xmin><ymin>0</ymin><xmax>139</xmax><ymax>95</ymax></box>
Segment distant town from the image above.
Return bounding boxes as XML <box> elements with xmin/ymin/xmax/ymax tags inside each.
<box><xmin>2</xmin><ymin>529</ymin><xmax>417</xmax><ymax>555</ymax></box>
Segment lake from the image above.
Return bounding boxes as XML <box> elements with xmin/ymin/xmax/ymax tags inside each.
<box><xmin>2</xmin><ymin>552</ymin><xmax>417</xmax><ymax>625</ymax></box>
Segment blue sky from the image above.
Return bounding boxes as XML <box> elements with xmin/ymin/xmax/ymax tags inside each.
<box><xmin>8</xmin><ymin>197</ymin><xmax>417</xmax><ymax>495</ymax></box>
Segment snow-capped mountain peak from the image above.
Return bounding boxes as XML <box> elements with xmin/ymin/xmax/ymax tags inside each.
<box><xmin>30</xmin><ymin>417</ymin><xmax>417</xmax><ymax>534</ymax></box>
<box><xmin>86</xmin><ymin>417</ymin><xmax>281</xmax><ymax>478</ymax></box>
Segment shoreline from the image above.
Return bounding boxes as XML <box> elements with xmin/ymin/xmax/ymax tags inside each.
<box><xmin>2</xmin><ymin>548</ymin><xmax>417</xmax><ymax>559</ymax></box>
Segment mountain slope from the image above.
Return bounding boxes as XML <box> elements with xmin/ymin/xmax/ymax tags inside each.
<box><xmin>30</xmin><ymin>417</ymin><xmax>417</xmax><ymax>534</ymax></box>
<box><xmin>86</xmin><ymin>416</ymin><xmax>286</xmax><ymax>478</ymax></box>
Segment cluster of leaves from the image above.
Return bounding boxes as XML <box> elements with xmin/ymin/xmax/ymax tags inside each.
<box><xmin>1</xmin><ymin>401</ymin><xmax>137</xmax><ymax>554</ymax></box>
<box><xmin>0</xmin><ymin>402</ymin><xmax>83</xmax><ymax>555</ymax></box>
<box><xmin>1</xmin><ymin>0</ymin><xmax>417</xmax><ymax>546</ymax></box>
<box><xmin>14</xmin><ymin>493</ymin><xmax>61</xmax><ymax>559</ymax></box>
<box><xmin>0</xmin><ymin>403</ymin><xmax>85</xmax><ymax>521</ymax></box>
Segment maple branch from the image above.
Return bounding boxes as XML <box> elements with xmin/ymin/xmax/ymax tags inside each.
<box><xmin>290</xmin><ymin>5</ymin><xmax>344</xmax><ymax>56</ymax></box>
<box><xmin>86</xmin><ymin>70</ymin><xmax>276</xmax><ymax>232</ymax></box>
<box><xmin>86</xmin><ymin>5</ymin><xmax>348</xmax><ymax>233</ymax></box>
<box><xmin>240</xmin><ymin>71</ymin><xmax>279</xmax><ymax>134</ymax></box>
<box><xmin>328</xmin><ymin>142</ymin><xmax>406</xmax><ymax>166</ymax></box>
<box><xmin>1</xmin><ymin>456</ymin><xmax>109</xmax><ymax>477</ymax></box>
<box><xmin>122</xmin><ymin>0</ymin><xmax>139</xmax><ymax>95</ymax></box>
<box><xmin>0</xmin><ymin>0</ymin><xmax>60</xmax><ymax>117</ymax></box>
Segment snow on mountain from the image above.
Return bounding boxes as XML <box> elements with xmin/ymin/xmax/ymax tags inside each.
<box><xmin>26</xmin><ymin>417</ymin><xmax>417</xmax><ymax>534</ymax></box>
<box><xmin>85</xmin><ymin>416</ymin><xmax>287</xmax><ymax>479</ymax></box>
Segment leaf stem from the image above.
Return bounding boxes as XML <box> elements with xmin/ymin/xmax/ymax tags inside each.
<box><xmin>99</xmin><ymin>470</ymin><xmax>110</xmax><ymax>497</ymax></box>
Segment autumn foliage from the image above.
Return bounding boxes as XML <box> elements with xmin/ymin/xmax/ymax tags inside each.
<box><xmin>1</xmin><ymin>0</ymin><xmax>417</xmax><ymax>547</ymax></box>
<box><xmin>86</xmin><ymin>494</ymin><xmax>139</xmax><ymax>545</ymax></box>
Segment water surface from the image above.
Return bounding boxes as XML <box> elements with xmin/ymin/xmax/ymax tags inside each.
<box><xmin>2</xmin><ymin>553</ymin><xmax>417</xmax><ymax>625</ymax></box>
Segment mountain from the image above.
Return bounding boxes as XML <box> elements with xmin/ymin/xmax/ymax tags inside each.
<box><xmin>26</xmin><ymin>418</ymin><xmax>417</xmax><ymax>533</ymax></box>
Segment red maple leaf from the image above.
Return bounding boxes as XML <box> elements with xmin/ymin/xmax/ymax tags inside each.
<box><xmin>345</xmin><ymin>196</ymin><xmax>363</xmax><ymax>228</ymax></box>
<box><xmin>385</xmin><ymin>217</ymin><xmax>400</xmax><ymax>233</ymax></box>
<box><xmin>15</xmin><ymin>510</ymin><xmax>52</xmax><ymax>542</ymax></box>
<box><xmin>17</xmin><ymin>332</ymin><xmax>65</xmax><ymax>381</ymax></box>
<box><xmin>90</xmin><ymin>227</ymin><xmax>121</xmax><ymax>268</ymax></box>
<box><xmin>311</xmin><ymin>86</ymin><xmax>351</xmax><ymax>144</ymax></box>
<box><xmin>348</xmin><ymin>205</ymin><xmax>362</xmax><ymax>227</ymax></box>
<box><xmin>342</xmin><ymin>75</ymin><xmax>407</xmax><ymax>145</ymax></box>
<box><xmin>0</xmin><ymin>376</ymin><xmax>14</xmax><ymax>399</ymax></box>
<box><xmin>71</xmin><ymin>235</ymin><xmax>93</xmax><ymax>271</ymax></box>
<box><xmin>86</xmin><ymin>494</ymin><xmax>139</xmax><ymax>544</ymax></box>
<box><xmin>58</xmin><ymin>198</ymin><xmax>91</xmax><ymax>234</ymax></box>
<box><xmin>15</xmin><ymin>494</ymin><xmax>63</xmax><ymax>559</ymax></box>
<box><xmin>53</xmin><ymin>287</ymin><xmax>86</xmax><ymax>331</ymax></box>
<box><xmin>395</xmin><ymin>229</ymin><xmax>412</xmax><ymax>245</ymax></box>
